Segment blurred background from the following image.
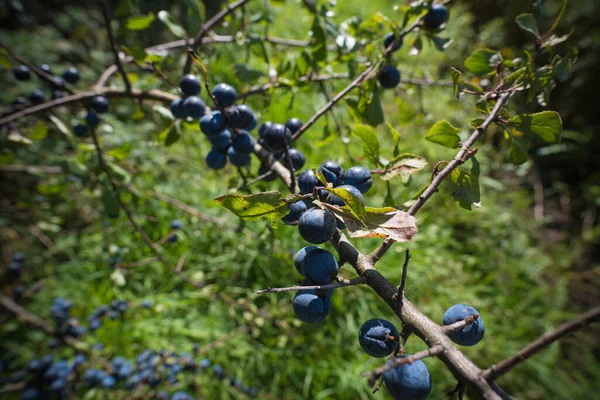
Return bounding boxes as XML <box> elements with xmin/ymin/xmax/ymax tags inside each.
<box><xmin>1</xmin><ymin>0</ymin><xmax>598</xmax><ymax>398</ymax></box>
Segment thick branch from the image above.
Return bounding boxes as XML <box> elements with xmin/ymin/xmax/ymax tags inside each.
<box><xmin>482</xmin><ymin>305</ymin><xmax>600</xmax><ymax>381</ymax></box>
<box><xmin>101</xmin><ymin>1</ymin><xmax>131</xmax><ymax>92</ymax></box>
<box><xmin>252</xmin><ymin>141</ymin><xmax>296</xmax><ymax>192</ymax></box>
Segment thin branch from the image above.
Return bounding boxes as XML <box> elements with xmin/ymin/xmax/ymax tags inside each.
<box><xmin>395</xmin><ymin>249</ymin><xmax>410</xmax><ymax>315</ymax></box>
<box><xmin>176</xmin><ymin>253</ymin><xmax>187</xmax><ymax>273</ymax></box>
<box><xmin>238</xmin><ymin>169</ymin><xmax>275</xmax><ymax>190</ymax></box>
<box><xmin>0</xmin><ymin>87</ymin><xmax>176</xmax><ymax>126</ymax></box>
<box><xmin>120</xmin><ymin>257</ymin><xmax>158</xmax><ymax>269</ymax></box>
<box><xmin>363</xmin><ymin>344</ymin><xmax>444</xmax><ymax>384</ymax></box>
<box><xmin>0</xmin><ymin>42</ymin><xmax>73</xmax><ymax>94</ymax></box>
<box><xmin>183</xmin><ymin>0</ymin><xmax>252</xmax><ymax>74</ymax></box>
<box><xmin>0</xmin><ymin>164</ymin><xmax>63</xmax><ymax>174</ymax></box>
<box><xmin>237</xmin><ymin>73</ymin><xmax>350</xmax><ymax>100</ymax></box>
<box><xmin>443</xmin><ymin>314</ymin><xmax>480</xmax><ymax>334</ymax></box>
<box><xmin>154</xmin><ymin>228</ymin><xmax>179</xmax><ymax>247</ymax></box>
<box><xmin>101</xmin><ymin>1</ymin><xmax>132</xmax><ymax>92</ymax></box>
<box><xmin>252</xmin><ymin>141</ymin><xmax>295</xmax><ymax>192</ymax></box>
<box><xmin>256</xmin><ymin>276</ymin><xmax>366</xmax><ymax>295</ymax></box>
<box><xmin>89</xmin><ymin>128</ymin><xmax>203</xmax><ymax>289</ymax></box>
<box><xmin>482</xmin><ymin>305</ymin><xmax>600</xmax><ymax>381</ymax></box>
<box><xmin>142</xmin><ymin>188</ymin><xmax>229</xmax><ymax>226</ymax></box>
<box><xmin>368</xmin><ymin>238</ymin><xmax>395</xmax><ymax>263</ymax></box>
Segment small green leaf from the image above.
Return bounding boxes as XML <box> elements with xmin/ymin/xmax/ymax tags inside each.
<box><xmin>430</xmin><ymin>36</ymin><xmax>453</xmax><ymax>52</ymax></box>
<box><xmin>464</xmin><ymin>49</ymin><xmax>499</xmax><ymax>75</ymax></box>
<box><xmin>324</xmin><ymin>186</ymin><xmax>366</xmax><ymax>220</ymax></box>
<box><xmin>158</xmin><ymin>10</ymin><xmax>187</xmax><ymax>38</ymax></box>
<box><xmin>426</xmin><ymin>120</ymin><xmax>460</xmax><ymax>148</ymax></box>
<box><xmin>352</xmin><ymin>124</ymin><xmax>380</xmax><ymax>166</ymax></box>
<box><xmin>214</xmin><ymin>191</ymin><xmax>292</xmax><ymax>223</ymax></box>
<box><xmin>126</xmin><ymin>13</ymin><xmax>155</xmax><ymax>30</ymax></box>
<box><xmin>508</xmin><ymin>111</ymin><xmax>562</xmax><ymax>143</ymax></box>
<box><xmin>380</xmin><ymin>154</ymin><xmax>427</xmax><ymax>182</ymax></box>
<box><xmin>30</xmin><ymin>121</ymin><xmax>48</xmax><ymax>141</ymax></box>
<box><xmin>310</xmin><ymin>17</ymin><xmax>327</xmax><ymax>63</ymax></box>
<box><xmin>450</xmin><ymin>67</ymin><xmax>484</xmax><ymax>100</ymax></box>
<box><xmin>515</xmin><ymin>14</ymin><xmax>539</xmax><ymax>38</ymax></box>
<box><xmin>107</xmin><ymin>143</ymin><xmax>131</xmax><ymax>161</ymax></box>
<box><xmin>442</xmin><ymin>158</ymin><xmax>481</xmax><ymax>210</ymax></box>
<box><xmin>385</xmin><ymin>123</ymin><xmax>402</xmax><ymax>157</ymax></box>
<box><xmin>164</xmin><ymin>122</ymin><xmax>181</xmax><ymax>147</ymax></box>
<box><xmin>510</xmin><ymin>138</ymin><xmax>529</xmax><ymax>164</ymax></box>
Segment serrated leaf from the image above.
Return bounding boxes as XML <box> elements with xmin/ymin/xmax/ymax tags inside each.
<box><xmin>426</xmin><ymin>120</ymin><xmax>460</xmax><ymax>148</ymax></box>
<box><xmin>126</xmin><ymin>13</ymin><xmax>155</xmax><ymax>30</ymax></box>
<box><xmin>380</xmin><ymin>154</ymin><xmax>427</xmax><ymax>182</ymax></box>
<box><xmin>352</xmin><ymin>124</ymin><xmax>380</xmax><ymax>166</ymax></box>
<box><xmin>158</xmin><ymin>10</ymin><xmax>187</xmax><ymax>38</ymax></box>
<box><xmin>310</xmin><ymin>17</ymin><xmax>327</xmax><ymax>63</ymax></box>
<box><xmin>30</xmin><ymin>120</ymin><xmax>48</xmax><ymax>141</ymax></box>
<box><xmin>341</xmin><ymin>208</ymin><xmax>418</xmax><ymax>242</ymax></box>
<box><xmin>464</xmin><ymin>49</ymin><xmax>498</xmax><ymax>75</ymax></box>
<box><xmin>508</xmin><ymin>111</ymin><xmax>562</xmax><ymax>143</ymax></box>
<box><xmin>515</xmin><ymin>14</ymin><xmax>539</xmax><ymax>38</ymax></box>
<box><xmin>214</xmin><ymin>191</ymin><xmax>292</xmax><ymax>223</ymax></box>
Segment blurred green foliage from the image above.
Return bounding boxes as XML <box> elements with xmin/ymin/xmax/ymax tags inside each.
<box><xmin>0</xmin><ymin>0</ymin><xmax>598</xmax><ymax>399</ymax></box>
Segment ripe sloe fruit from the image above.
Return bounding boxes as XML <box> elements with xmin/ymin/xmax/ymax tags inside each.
<box><xmin>442</xmin><ymin>304</ymin><xmax>484</xmax><ymax>346</ymax></box>
<box><xmin>384</xmin><ymin>356</ymin><xmax>432</xmax><ymax>400</ymax></box>
<box><xmin>298</xmin><ymin>208</ymin><xmax>337</xmax><ymax>244</ymax></box>
<box><xmin>358</xmin><ymin>318</ymin><xmax>399</xmax><ymax>358</ymax></box>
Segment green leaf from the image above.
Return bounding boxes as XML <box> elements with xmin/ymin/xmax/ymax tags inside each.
<box><xmin>450</xmin><ymin>67</ymin><xmax>483</xmax><ymax>100</ymax></box>
<box><xmin>464</xmin><ymin>49</ymin><xmax>499</xmax><ymax>76</ymax></box>
<box><xmin>380</xmin><ymin>154</ymin><xmax>427</xmax><ymax>182</ymax></box>
<box><xmin>101</xmin><ymin>189</ymin><xmax>121</xmax><ymax>218</ymax></box>
<box><xmin>430</xmin><ymin>36</ymin><xmax>453</xmax><ymax>52</ymax></box>
<box><xmin>426</xmin><ymin>120</ymin><xmax>460</xmax><ymax>148</ymax></box>
<box><xmin>126</xmin><ymin>13</ymin><xmax>155</xmax><ymax>30</ymax></box>
<box><xmin>158</xmin><ymin>10</ymin><xmax>187</xmax><ymax>39</ymax></box>
<box><xmin>107</xmin><ymin>143</ymin><xmax>131</xmax><ymax>161</ymax></box>
<box><xmin>214</xmin><ymin>191</ymin><xmax>293</xmax><ymax>224</ymax></box>
<box><xmin>508</xmin><ymin>111</ymin><xmax>562</xmax><ymax>143</ymax></box>
<box><xmin>323</xmin><ymin>186</ymin><xmax>366</xmax><ymax>221</ymax></box>
<box><xmin>442</xmin><ymin>158</ymin><xmax>481</xmax><ymax>210</ymax></box>
<box><xmin>515</xmin><ymin>14</ymin><xmax>539</xmax><ymax>38</ymax></box>
<box><xmin>310</xmin><ymin>17</ymin><xmax>327</xmax><ymax>63</ymax></box>
<box><xmin>510</xmin><ymin>138</ymin><xmax>529</xmax><ymax>165</ymax></box>
<box><xmin>30</xmin><ymin>121</ymin><xmax>48</xmax><ymax>141</ymax></box>
<box><xmin>185</xmin><ymin>0</ymin><xmax>205</xmax><ymax>34</ymax></box>
<box><xmin>385</xmin><ymin>123</ymin><xmax>402</xmax><ymax>157</ymax></box>
<box><xmin>352</xmin><ymin>124</ymin><xmax>380</xmax><ymax>166</ymax></box>
<box><xmin>362</xmin><ymin>88</ymin><xmax>385</xmax><ymax>127</ymax></box>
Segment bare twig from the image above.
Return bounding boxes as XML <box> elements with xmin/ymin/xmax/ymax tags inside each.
<box><xmin>176</xmin><ymin>253</ymin><xmax>187</xmax><ymax>273</ymax></box>
<box><xmin>363</xmin><ymin>344</ymin><xmax>444</xmax><ymax>384</ymax></box>
<box><xmin>443</xmin><ymin>314</ymin><xmax>480</xmax><ymax>334</ymax></box>
<box><xmin>395</xmin><ymin>249</ymin><xmax>410</xmax><ymax>315</ymax></box>
<box><xmin>0</xmin><ymin>165</ymin><xmax>63</xmax><ymax>174</ymax></box>
<box><xmin>256</xmin><ymin>276</ymin><xmax>366</xmax><ymax>294</ymax></box>
<box><xmin>482</xmin><ymin>306</ymin><xmax>600</xmax><ymax>381</ymax></box>
<box><xmin>120</xmin><ymin>257</ymin><xmax>158</xmax><ymax>269</ymax></box>
<box><xmin>101</xmin><ymin>1</ymin><xmax>131</xmax><ymax>92</ymax></box>
<box><xmin>143</xmin><ymin>189</ymin><xmax>229</xmax><ymax>226</ymax></box>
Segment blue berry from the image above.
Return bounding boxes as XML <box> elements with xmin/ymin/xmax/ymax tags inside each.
<box><xmin>73</xmin><ymin>123</ymin><xmax>88</xmax><ymax>137</ymax></box>
<box><xmin>92</xmin><ymin>96</ymin><xmax>109</xmax><ymax>113</ymax></box>
<box><xmin>282</xmin><ymin>201</ymin><xmax>308</xmax><ymax>225</ymax></box>
<box><xmin>384</xmin><ymin>32</ymin><xmax>403</xmax><ymax>52</ymax></box>
<box><xmin>183</xmin><ymin>96</ymin><xmax>206</xmax><ymax>119</ymax></box>
<box><xmin>200</xmin><ymin>111</ymin><xmax>225</xmax><ymax>135</ymax></box>
<box><xmin>423</xmin><ymin>4</ymin><xmax>449</xmax><ymax>30</ymax></box>
<box><xmin>383</xmin><ymin>356</ymin><xmax>432</xmax><ymax>400</ymax></box>
<box><xmin>358</xmin><ymin>318</ymin><xmax>399</xmax><ymax>358</ymax></box>
<box><xmin>293</xmin><ymin>289</ymin><xmax>332</xmax><ymax>323</ymax></box>
<box><xmin>227</xmin><ymin>104</ymin><xmax>257</xmax><ymax>130</ymax></box>
<box><xmin>179</xmin><ymin>74</ymin><xmax>201</xmax><ymax>96</ymax></box>
<box><xmin>206</xmin><ymin>149</ymin><xmax>227</xmax><ymax>170</ymax></box>
<box><xmin>324</xmin><ymin>185</ymin><xmax>364</xmax><ymax>207</ymax></box>
<box><xmin>340</xmin><ymin>166</ymin><xmax>373</xmax><ymax>193</ymax></box>
<box><xmin>13</xmin><ymin>65</ymin><xmax>31</xmax><ymax>81</ymax></box>
<box><xmin>282</xmin><ymin>148</ymin><xmax>306</xmax><ymax>171</ymax></box>
<box><xmin>86</xmin><ymin>111</ymin><xmax>100</xmax><ymax>127</ymax></box>
<box><xmin>318</xmin><ymin>161</ymin><xmax>344</xmax><ymax>185</ymax></box>
<box><xmin>294</xmin><ymin>246</ymin><xmax>319</xmax><ymax>276</ymax></box>
<box><xmin>212</xmin><ymin>83</ymin><xmax>237</xmax><ymax>108</ymax></box>
<box><xmin>378</xmin><ymin>65</ymin><xmax>401</xmax><ymax>89</ymax></box>
<box><xmin>29</xmin><ymin>89</ymin><xmax>45</xmax><ymax>104</ymax></box>
<box><xmin>227</xmin><ymin>146</ymin><xmax>251</xmax><ymax>167</ymax></box>
<box><xmin>170</xmin><ymin>98</ymin><xmax>186</xmax><ymax>119</ymax></box>
<box><xmin>62</xmin><ymin>67</ymin><xmax>80</xmax><ymax>84</ymax></box>
<box><xmin>263</xmin><ymin>123</ymin><xmax>292</xmax><ymax>152</ymax></box>
<box><xmin>298</xmin><ymin>170</ymin><xmax>320</xmax><ymax>194</ymax></box>
<box><xmin>208</xmin><ymin>129</ymin><xmax>232</xmax><ymax>150</ymax></box>
<box><xmin>258</xmin><ymin>121</ymin><xmax>272</xmax><ymax>138</ymax></box>
<box><xmin>302</xmin><ymin>248</ymin><xmax>339</xmax><ymax>284</ymax></box>
<box><xmin>171</xmin><ymin>220</ymin><xmax>183</xmax><ymax>230</ymax></box>
<box><xmin>231</xmin><ymin>131</ymin><xmax>255</xmax><ymax>154</ymax></box>
<box><xmin>39</xmin><ymin>64</ymin><xmax>52</xmax><ymax>74</ymax></box>
<box><xmin>442</xmin><ymin>304</ymin><xmax>484</xmax><ymax>346</ymax></box>
<box><xmin>297</xmin><ymin>208</ymin><xmax>337</xmax><ymax>244</ymax></box>
<box><xmin>285</xmin><ymin>118</ymin><xmax>303</xmax><ymax>135</ymax></box>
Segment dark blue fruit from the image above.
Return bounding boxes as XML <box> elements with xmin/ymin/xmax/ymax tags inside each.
<box><xmin>318</xmin><ymin>161</ymin><xmax>344</xmax><ymax>185</ymax></box>
<box><xmin>13</xmin><ymin>65</ymin><xmax>31</xmax><ymax>81</ymax></box>
<box><xmin>86</xmin><ymin>111</ymin><xmax>100</xmax><ymax>127</ymax></box>
<box><xmin>62</xmin><ymin>67</ymin><xmax>80</xmax><ymax>84</ymax></box>
<box><xmin>231</xmin><ymin>131</ymin><xmax>255</xmax><ymax>154</ymax></box>
<box><xmin>297</xmin><ymin>208</ymin><xmax>337</xmax><ymax>244</ymax></box>
<box><xmin>74</xmin><ymin>123</ymin><xmax>88</xmax><ymax>137</ymax></box>
<box><xmin>50</xmin><ymin>77</ymin><xmax>65</xmax><ymax>91</ymax></box>
<box><xmin>206</xmin><ymin>149</ymin><xmax>227</xmax><ymax>170</ymax></box>
<box><xmin>324</xmin><ymin>185</ymin><xmax>364</xmax><ymax>206</ymax></box>
<box><xmin>298</xmin><ymin>170</ymin><xmax>320</xmax><ymax>194</ymax></box>
<box><xmin>200</xmin><ymin>111</ymin><xmax>225</xmax><ymax>135</ymax></box>
<box><xmin>258</xmin><ymin>164</ymin><xmax>277</xmax><ymax>181</ymax></box>
<box><xmin>52</xmin><ymin>90</ymin><xmax>65</xmax><ymax>100</ymax></box>
<box><xmin>285</xmin><ymin>118</ymin><xmax>303</xmax><ymax>134</ymax></box>
<box><xmin>183</xmin><ymin>96</ymin><xmax>206</xmax><ymax>119</ymax></box>
<box><xmin>294</xmin><ymin>245</ymin><xmax>319</xmax><ymax>276</ymax></box>
<box><xmin>170</xmin><ymin>99</ymin><xmax>186</xmax><ymax>119</ymax></box>
<box><xmin>384</xmin><ymin>32</ymin><xmax>403</xmax><ymax>52</ymax></box>
<box><xmin>423</xmin><ymin>4</ymin><xmax>449</xmax><ymax>30</ymax></box>
<box><xmin>340</xmin><ymin>166</ymin><xmax>373</xmax><ymax>193</ymax></box>
<box><xmin>378</xmin><ymin>65</ymin><xmax>401</xmax><ymax>89</ymax></box>
<box><xmin>179</xmin><ymin>74</ymin><xmax>201</xmax><ymax>96</ymax></box>
<box><xmin>92</xmin><ymin>96</ymin><xmax>109</xmax><ymax>113</ymax></box>
<box><xmin>302</xmin><ymin>248</ymin><xmax>339</xmax><ymax>284</ymax></box>
<box><xmin>29</xmin><ymin>89</ymin><xmax>45</xmax><ymax>104</ymax></box>
<box><xmin>227</xmin><ymin>104</ymin><xmax>257</xmax><ymax>130</ymax></box>
<box><xmin>171</xmin><ymin>220</ymin><xmax>183</xmax><ymax>230</ymax></box>
<box><xmin>263</xmin><ymin>123</ymin><xmax>292</xmax><ymax>152</ymax></box>
<box><xmin>227</xmin><ymin>147</ymin><xmax>251</xmax><ymax>167</ymax></box>
<box><xmin>208</xmin><ymin>129</ymin><xmax>232</xmax><ymax>150</ymax></box>
<box><xmin>384</xmin><ymin>356</ymin><xmax>432</xmax><ymax>400</ymax></box>
<box><xmin>442</xmin><ymin>304</ymin><xmax>484</xmax><ymax>346</ymax></box>
<box><xmin>282</xmin><ymin>201</ymin><xmax>308</xmax><ymax>225</ymax></box>
<box><xmin>13</xmin><ymin>253</ymin><xmax>25</xmax><ymax>263</ymax></box>
<box><xmin>11</xmin><ymin>97</ymin><xmax>27</xmax><ymax>107</ymax></box>
<box><xmin>358</xmin><ymin>318</ymin><xmax>399</xmax><ymax>358</ymax></box>
<box><xmin>258</xmin><ymin>121</ymin><xmax>272</xmax><ymax>138</ymax></box>
<box><xmin>39</xmin><ymin>64</ymin><xmax>52</xmax><ymax>74</ymax></box>
<box><xmin>282</xmin><ymin>148</ymin><xmax>306</xmax><ymax>171</ymax></box>
<box><xmin>293</xmin><ymin>289</ymin><xmax>332</xmax><ymax>323</ymax></box>
<box><xmin>212</xmin><ymin>83</ymin><xmax>237</xmax><ymax>108</ymax></box>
